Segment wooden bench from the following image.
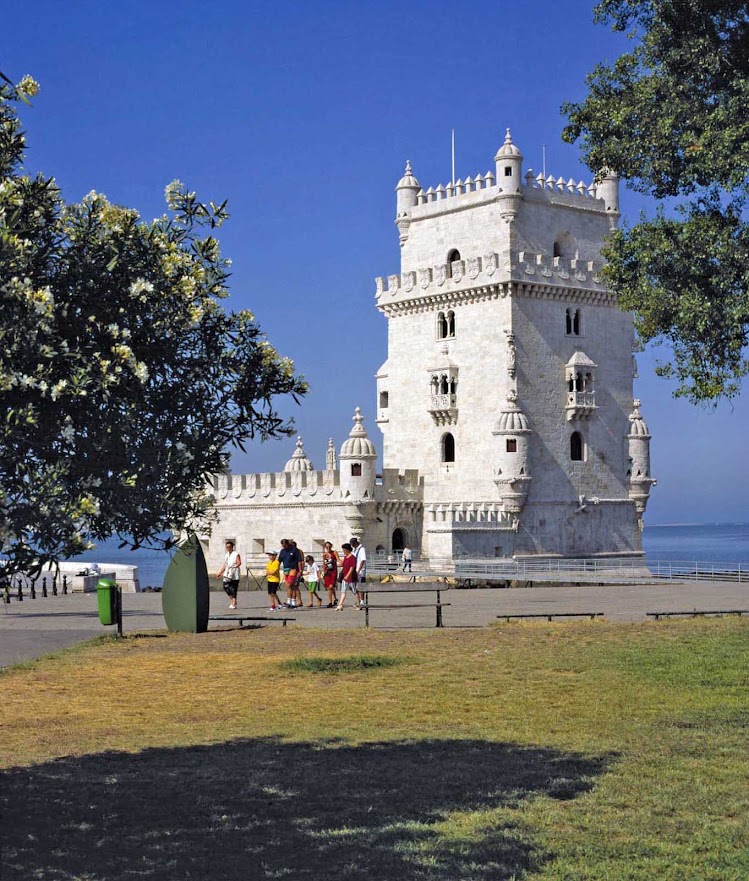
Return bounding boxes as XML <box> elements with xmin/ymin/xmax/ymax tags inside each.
<box><xmin>496</xmin><ymin>612</ymin><xmax>605</xmax><ymax>622</ymax></box>
<box><xmin>646</xmin><ymin>609</ymin><xmax>749</xmax><ymax>620</ymax></box>
<box><xmin>209</xmin><ymin>615</ymin><xmax>295</xmax><ymax>628</ymax></box>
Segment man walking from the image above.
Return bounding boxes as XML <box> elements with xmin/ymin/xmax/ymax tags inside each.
<box><xmin>351</xmin><ymin>537</ymin><xmax>367</xmax><ymax>609</ymax></box>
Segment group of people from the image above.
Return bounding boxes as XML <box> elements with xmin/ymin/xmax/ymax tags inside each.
<box><xmin>216</xmin><ymin>537</ymin><xmax>367</xmax><ymax>612</ymax></box>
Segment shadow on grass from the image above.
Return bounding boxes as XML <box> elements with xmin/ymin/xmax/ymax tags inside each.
<box><xmin>2</xmin><ymin>738</ymin><xmax>611</xmax><ymax>880</ymax></box>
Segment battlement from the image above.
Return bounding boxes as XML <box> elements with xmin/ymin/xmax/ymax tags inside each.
<box><xmin>209</xmin><ymin>467</ymin><xmax>423</xmax><ymax>506</ymax></box>
<box><xmin>408</xmin><ymin>169</ymin><xmax>605</xmax><ymax>219</ymax></box>
<box><xmin>375</xmin><ymin>249</ymin><xmax>606</xmax><ymax>307</ymax></box>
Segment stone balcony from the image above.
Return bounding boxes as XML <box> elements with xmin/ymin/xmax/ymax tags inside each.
<box><xmin>429</xmin><ymin>393</ymin><xmax>458</xmax><ymax>426</ymax></box>
<box><xmin>566</xmin><ymin>390</ymin><xmax>596</xmax><ymax>421</ymax></box>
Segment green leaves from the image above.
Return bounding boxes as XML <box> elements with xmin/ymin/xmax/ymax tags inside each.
<box><xmin>564</xmin><ymin>1</ymin><xmax>749</xmax><ymax>402</ymax></box>
<box><xmin>0</xmin><ymin>75</ymin><xmax>306</xmax><ymax>576</ymax></box>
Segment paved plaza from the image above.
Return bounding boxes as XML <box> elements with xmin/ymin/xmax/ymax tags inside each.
<box><xmin>1</xmin><ymin>579</ymin><xmax>748</xmax><ymax>668</ymax></box>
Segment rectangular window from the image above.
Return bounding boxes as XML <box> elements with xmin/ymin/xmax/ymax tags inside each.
<box><xmin>504</xmin><ymin>167</ymin><xmax>512</xmax><ymax>176</ymax></box>
<box><xmin>251</xmin><ymin>538</ymin><xmax>265</xmax><ymax>554</ymax></box>
<box><xmin>494</xmin><ymin>546</ymin><xmax>504</xmax><ymax>557</ymax></box>
<box><xmin>506</xmin><ymin>439</ymin><xmax>517</xmax><ymax>452</ymax></box>
<box><xmin>379</xmin><ymin>391</ymin><xmax>389</xmax><ymax>408</ymax></box>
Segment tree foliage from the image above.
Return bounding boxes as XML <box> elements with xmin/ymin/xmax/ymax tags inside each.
<box><xmin>563</xmin><ymin>0</ymin><xmax>749</xmax><ymax>402</ymax></box>
<box><xmin>0</xmin><ymin>75</ymin><xmax>306</xmax><ymax>575</ymax></box>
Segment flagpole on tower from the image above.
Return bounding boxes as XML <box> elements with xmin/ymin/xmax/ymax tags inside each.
<box><xmin>451</xmin><ymin>129</ymin><xmax>455</xmax><ymax>187</ymax></box>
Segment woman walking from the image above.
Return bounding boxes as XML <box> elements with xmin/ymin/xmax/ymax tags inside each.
<box><xmin>216</xmin><ymin>540</ymin><xmax>242</xmax><ymax>611</ymax></box>
<box><xmin>322</xmin><ymin>541</ymin><xmax>339</xmax><ymax>607</ymax></box>
<box><xmin>335</xmin><ymin>543</ymin><xmax>357</xmax><ymax>611</ymax></box>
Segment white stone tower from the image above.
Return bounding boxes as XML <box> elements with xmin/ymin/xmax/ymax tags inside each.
<box><xmin>374</xmin><ymin>128</ymin><xmax>654</xmax><ymax>560</ymax></box>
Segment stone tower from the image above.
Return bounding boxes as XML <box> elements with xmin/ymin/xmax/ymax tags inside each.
<box><xmin>374</xmin><ymin>129</ymin><xmax>654</xmax><ymax>560</ymax></box>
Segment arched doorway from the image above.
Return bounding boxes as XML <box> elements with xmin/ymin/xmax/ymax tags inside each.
<box><xmin>392</xmin><ymin>528</ymin><xmax>406</xmax><ymax>552</ymax></box>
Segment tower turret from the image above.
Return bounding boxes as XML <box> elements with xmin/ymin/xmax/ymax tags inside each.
<box><xmin>325</xmin><ymin>437</ymin><xmax>338</xmax><ymax>472</ymax></box>
<box><xmin>284</xmin><ymin>436</ymin><xmax>314</xmax><ymax>472</ymax></box>
<box><xmin>597</xmin><ymin>168</ymin><xmax>620</xmax><ymax>220</ymax></box>
<box><xmin>495</xmin><ymin>128</ymin><xmax>523</xmax><ymax>222</ymax></box>
<box><xmin>339</xmin><ymin>407</ymin><xmax>377</xmax><ymax>499</ymax></box>
<box><xmin>627</xmin><ymin>400</ymin><xmax>655</xmax><ymax>523</ymax></box>
<box><xmin>395</xmin><ymin>161</ymin><xmax>421</xmax><ymax>246</ymax></box>
<box><xmin>492</xmin><ymin>390</ymin><xmax>532</xmax><ymax>514</ymax></box>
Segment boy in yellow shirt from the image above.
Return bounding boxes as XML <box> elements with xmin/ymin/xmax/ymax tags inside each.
<box><xmin>265</xmin><ymin>551</ymin><xmax>283</xmax><ymax>611</ymax></box>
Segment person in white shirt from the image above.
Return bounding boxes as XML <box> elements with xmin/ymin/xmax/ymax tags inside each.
<box><xmin>402</xmin><ymin>546</ymin><xmax>413</xmax><ymax>572</ymax></box>
<box><xmin>216</xmin><ymin>540</ymin><xmax>242</xmax><ymax>610</ymax></box>
<box><xmin>303</xmin><ymin>555</ymin><xmax>322</xmax><ymax>607</ymax></box>
<box><xmin>350</xmin><ymin>537</ymin><xmax>367</xmax><ymax>609</ymax></box>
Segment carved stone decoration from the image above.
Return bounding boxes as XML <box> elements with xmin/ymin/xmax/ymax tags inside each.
<box><xmin>419</xmin><ymin>268</ymin><xmax>432</xmax><ymax>290</ymax></box>
<box><xmin>261</xmin><ymin>472</ymin><xmax>271</xmax><ymax>497</ymax></box>
<box><xmin>467</xmin><ymin>256</ymin><xmax>481</xmax><ymax>279</ymax></box>
<box><xmin>387</xmin><ymin>274</ymin><xmax>399</xmax><ymax>296</ymax></box>
<box><xmin>484</xmin><ymin>253</ymin><xmax>498</xmax><ymax>276</ymax></box>
<box><xmin>403</xmin><ymin>271</ymin><xmax>415</xmax><ymax>292</ymax></box>
<box><xmin>451</xmin><ymin>260</ymin><xmax>464</xmax><ymax>283</ymax></box>
<box><xmin>375</xmin><ymin>277</ymin><xmax>386</xmax><ymax>298</ymax></box>
<box><xmin>504</xmin><ymin>328</ymin><xmax>516</xmax><ymax>378</ymax></box>
<box><xmin>436</xmin><ymin>264</ymin><xmax>447</xmax><ymax>286</ymax></box>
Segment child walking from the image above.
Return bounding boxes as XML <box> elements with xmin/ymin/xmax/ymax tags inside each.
<box><xmin>304</xmin><ymin>555</ymin><xmax>322</xmax><ymax>607</ymax></box>
<box><xmin>265</xmin><ymin>551</ymin><xmax>284</xmax><ymax>610</ymax></box>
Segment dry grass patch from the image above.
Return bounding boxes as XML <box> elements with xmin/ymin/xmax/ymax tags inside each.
<box><xmin>1</xmin><ymin>619</ymin><xmax>748</xmax><ymax>880</ymax></box>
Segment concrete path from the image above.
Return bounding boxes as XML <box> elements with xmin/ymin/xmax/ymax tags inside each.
<box><xmin>1</xmin><ymin>580</ymin><xmax>748</xmax><ymax>667</ymax></box>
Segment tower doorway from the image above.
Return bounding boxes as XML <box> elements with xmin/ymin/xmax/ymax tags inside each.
<box><xmin>392</xmin><ymin>528</ymin><xmax>406</xmax><ymax>552</ymax></box>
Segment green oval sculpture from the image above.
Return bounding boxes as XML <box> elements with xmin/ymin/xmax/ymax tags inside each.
<box><xmin>161</xmin><ymin>534</ymin><xmax>210</xmax><ymax>633</ymax></box>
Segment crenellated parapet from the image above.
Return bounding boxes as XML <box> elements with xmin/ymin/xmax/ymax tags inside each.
<box><xmin>210</xmin><ymin>469</ymin><xmax>342</xmax><ymax>504</ymax></box>
<box><xmin>375</xmin><ymin>249</ymin><xmax>611</xmax><ymax>315</ymax></box>
<box><xmin>425</xmin><ymin>501</ymin><xmax>517</xmax><ymax>531</ymax></box>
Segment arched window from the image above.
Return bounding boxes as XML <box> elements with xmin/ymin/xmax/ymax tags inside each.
<box><xmin>446</xmin><ymin>249</ymin><xmax>461</xmax><ymax>278</ymax></box>
<box><xmin>572</xmin><ymin>309</ymin><xmax>581</xmax><ymax>335</ymax></box>
<box><xmin>446</xmin><ymin>310</ymin><xmax>455</xmax><ymax>338</ymax></box>
<box><xmin>575</xmin><ymin>372</ymin><xmax>584</xmax><ymax>392</ymax></box>
<box><xmin>565</xmin><ymin>308</ymin><xmax>573</xmax><ymax>335</ymax></box>
<box><xmin>449</xmin><ymin>376</ymin><xmax>457</xmax><ymax>394</ymax></box>
<box><xmin>570</xmin><ymin>432</ymin><xmax>583</xmax><ymax>461</ymax></box>
<box><xmin>351</xmin><ymin>463</ymin><xmax>362</xmax><ymax>477</ymax></box>
<box><xmin>553</xmin><ymin>241</ymin><xmax>562</xmax><ymax>259</ymax></box>
<box><xmin>392</xmin><ymin>528</ymin><xmax>406</xmax><ymax>552</ymax></box>
<box><xmin>437</xmin><ymin>311</ymin><xmax>448</xmax><ymax>340</ymax></box>
<box><xmin>442</xmin><ymin>432</ymin><xmax>455</xmax><ymax>463</ymax></box>
<box><xmin>440</xmin><ymin>375</ymin><xmax>448</xmax><ymax>395</ymax></box>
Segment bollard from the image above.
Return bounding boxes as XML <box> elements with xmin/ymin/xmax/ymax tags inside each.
<box><xmin>30</xmin><ymin>579</ymin><xmax>36</xmax><ymax>600</ymax></box>
<box><xmin>52</xmin><ymin>574</ymin><xmax>58</xmax><ymax>596</ymax></box>
<box><xmin>3</xmin><ymin>584</ymin><xmax>9</xmax><ymax>604</ymax></box>
<box><xmin>16</xmin><ymin>579</ymin><xmax>23</xmax><ymax>601</ymax></box>
<box><xmin>62</xmin><ymin>574</ymin><xmax>68</xmax><ymax>595</ymax></box>
<box><xmin>41</xmin><ymin>576</ymin><xmax>48</xmax><ymax>598</ymax></box>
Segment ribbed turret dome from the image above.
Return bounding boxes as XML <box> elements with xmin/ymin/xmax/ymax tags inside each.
<box><xmin>340</xmin><ymin>407</ymin><xmax>377</xmax><ymax>458</ymax></box>
<box><xmin>494</xmin><ymin>391</ymin><xmax>531</xmax><ymax>433</ymax></box>
<box><xmin>628</xmin><ymin>400</ymin><xmax>650</xmax><ymax>437</ymax></box>
<box><xmin>495</xmin><ymin>128</ymin><xmax>522</xmax><ymax>159</ymax></box>
<box><xmin>284</xmin><ymin>436</ymin><xmax>314</xmax><ymax>472</ymax></box>
<box><xmin>396</xmin><ymin>160</ymin><xmax>420</xmax><ymax>191</ymax></box>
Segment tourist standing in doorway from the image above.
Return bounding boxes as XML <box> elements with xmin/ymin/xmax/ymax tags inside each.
<box><xmin>216</xmin><ymin>540</ymin><xmax>241</xmax><ymax>610</ymax></box>
<box><xmin>322</xmin><ymin>541</ymin><xmax>339</xmax><ymax>607</ymax></box>
<box><xmin>402</xmin><ymin>545</ymin><xmax>413</xmax><ymax>572</ymax></box>
<box><xmin>351</xmin><ymin>537</ymin><xmax>367</xmax><ymax>609</ymax></box>
<box><xmin>335</xmin><ymin>544</ymin><xmax>357</xmax><ymax>610</ymax></box>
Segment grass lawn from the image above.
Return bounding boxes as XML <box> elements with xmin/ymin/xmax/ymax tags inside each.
<box><xmin>1</xmin><ymin>619</ymin><xmax>747</xmax><ymax>880</ymax></box>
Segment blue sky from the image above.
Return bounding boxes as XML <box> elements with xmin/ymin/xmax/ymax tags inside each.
<box><xmin>5</xmin><ymin>0</ymin><xmax>747</xmax><ymax>524</ymax></box>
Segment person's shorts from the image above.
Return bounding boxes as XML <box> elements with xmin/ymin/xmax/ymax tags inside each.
<box><xmin>267</xmin><ymin>581</ymin><xmax>280</xmax><ymax>595</ymax></box>
<box><xmin>223</xmin><ymin>579</ymin><xmax>239</xmax><ymax>598</ymax></box>
<box><xmin>283</xmin><ymin>568</ymin><xmax>297</xmax><ymax>586</ymax></box>
<box><xmin>307</xmin><ymin>581</ymin><xmax>318</xmax><ymax>592</ymax></box>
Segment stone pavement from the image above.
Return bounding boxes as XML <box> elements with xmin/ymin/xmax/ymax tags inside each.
<box><xmin>1</xmin><ymin>579</ymin><xmax>747</xmax><ymax>668</ymax></box>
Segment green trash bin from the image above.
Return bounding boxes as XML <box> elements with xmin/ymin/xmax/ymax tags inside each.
<box><xmin>97</xmin><ymin>578</ymin><xmax>117</xmax><ymax>626</ymax></box>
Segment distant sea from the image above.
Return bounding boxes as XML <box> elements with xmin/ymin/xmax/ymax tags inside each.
<box><xmin>71</xmin><ymin>523</ymin><xmax>749</xmax><ymax>588</ymax></box>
